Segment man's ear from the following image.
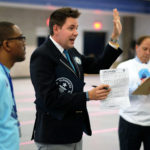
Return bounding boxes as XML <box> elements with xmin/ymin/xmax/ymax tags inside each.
<box><xmin>53</xmin><ymin>24</ymin><xmax>60</xmax><ymax>35</ymax></box>
<box><xmin>2</xmin><ymin>40</ymin><xmax>11</xmax><ymax>52</ymax></box>
<box><xmin>135</xmin><ymin>44</ymin><xmax>140</xmax><ymax>53</ymax></box>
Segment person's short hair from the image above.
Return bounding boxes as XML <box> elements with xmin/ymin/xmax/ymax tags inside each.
<box><xmin>0</xmin><ymin>21</ymin><xmax>15</xmax><ymax>46</ymax></box>
<box><xmin>136</xmin><ymin>35</ymin><xmax>150</xmax><ymax>46</ymax></box>
<box><xmin>49</xmin><ymin>7</ymin><xmax>80</xmax><ymax>35</ymax></box>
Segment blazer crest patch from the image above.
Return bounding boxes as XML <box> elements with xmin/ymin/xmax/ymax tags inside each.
<box><xmin>56</xmin><ymin>77</ymin><xmax>73</xmax><ymax>93</ymax></box>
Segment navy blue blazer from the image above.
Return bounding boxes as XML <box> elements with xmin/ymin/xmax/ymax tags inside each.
<box><xmin>30</xmin><ymin>37</ymin><xmax>122</xmax><ymax>144</ymax></box>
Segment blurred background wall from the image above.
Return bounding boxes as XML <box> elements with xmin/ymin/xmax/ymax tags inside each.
<box><xmin>0</xmin><ymin>0</ymin><xmax>150</xmax><ymax>77</ymax></box>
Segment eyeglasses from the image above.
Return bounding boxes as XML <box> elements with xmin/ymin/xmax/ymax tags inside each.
<box><xmin>0</xmin><ymin>36</ymin><xmax>26</xmax><ymax>46</ymax></box>
<box><xmin>7</xmin><ymin>35</ymin><xmax>26</xmax><ymax>41</ymax></box>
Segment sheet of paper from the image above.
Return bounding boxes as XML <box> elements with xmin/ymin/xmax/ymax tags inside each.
<box><xmin>99</xmin><ymin>68</ymin><xmax>130</xmax><ymax>109</ymax></box>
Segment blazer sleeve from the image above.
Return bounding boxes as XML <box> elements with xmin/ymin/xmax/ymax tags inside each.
<box><xmin>30</xmin><ymin>49</ymin><xmax>87</xmax><ymax>120</ymax></box>
<box><xmin>81</xmin><ymin>44</ymin><xmax>122</xmax><ymax>74</ymax></box>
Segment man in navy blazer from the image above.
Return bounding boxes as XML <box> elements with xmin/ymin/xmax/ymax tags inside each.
<box><xmin>30</xmin><ymin>7</ymin><xmax>122</xmax><ymax>150</ymax></box>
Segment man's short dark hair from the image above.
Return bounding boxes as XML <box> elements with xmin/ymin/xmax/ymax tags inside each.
<box><xmin>0</xmin><ymin>21</ymin><xmax>15</xmax><ymax>46</ymax></box>
<box><xmin>49</xmin><ymin>7</ymin><xmax>80</xmax><ymax>35</ymax></box>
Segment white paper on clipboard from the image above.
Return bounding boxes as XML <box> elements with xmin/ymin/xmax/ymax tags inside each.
<box><xmin>99</xmin><ymin>68</ymin><xmax>130</xmax><ymax>109</ymax></box>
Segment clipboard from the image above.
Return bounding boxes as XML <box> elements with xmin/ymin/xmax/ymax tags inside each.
<box><xmin>132</xmin><ymin>77</ymin><xmax>150</xmax><ymax>95</ymax></box>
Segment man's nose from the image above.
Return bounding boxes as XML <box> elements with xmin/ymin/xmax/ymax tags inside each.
<box><xmin>74</xmin><ymin>29</ymin><xmax>78</xmax><ymax>36</ymax></box>
<box><xmin>146</xmin><ymin>49</ymin><xmax>150</xmax><ymax>55</ymax></box>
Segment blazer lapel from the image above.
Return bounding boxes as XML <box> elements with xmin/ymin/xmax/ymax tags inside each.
<box><xmin>45</xmin><ymin>38</ymin><xmax>78</xmax><ymax>77</ymax></box>
<box><xmin>68</xmin><ymin>50</ymin><xmax>81</xmax><ymax>79</ymax></box>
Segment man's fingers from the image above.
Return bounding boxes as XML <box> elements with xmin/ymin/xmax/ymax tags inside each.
<box><xmin>95</xmin><ymin>88</ymin><xmax>111</xmax><ymax>100</ymax></box>
<box><xmin>96</xmin><ymin>89</ymin><xmax>110</xmax><ymax>94</ymax></box>
<box><xmin>113</xmin><ymin>8</ymin><xmax>119</xmax><ymax>19</ymax></box>
<box><xmin>96</xmin><ymin>84</ymin><xmax>110</xmax><ymax>90</ymax></box>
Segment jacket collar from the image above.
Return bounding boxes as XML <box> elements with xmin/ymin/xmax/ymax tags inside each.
<box><xmin>49</xmin><ymin>36</ymin><xmax>64</xmax><ymax>54</ymax></box>
<box><xmin>44</xmin><ymin>37</ymin><xmax>65</xmax><ymax>61</ymax></box>
<box><xmin>44</xmin><ymin>37</ymin><xmax>81</xmax><ymax>78</ymax></box>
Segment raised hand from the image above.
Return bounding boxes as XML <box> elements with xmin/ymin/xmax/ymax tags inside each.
<box><xmin>111</xmin><ymin>8</ymin><xmax>122</xmax><ymax>40</ymax></box>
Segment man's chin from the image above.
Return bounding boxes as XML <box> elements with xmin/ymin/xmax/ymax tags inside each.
<box><xmin>16</xmin><ymin>57</ymin><xmax>26</xmax><ymax>62</ymax></box>
<box><xmin>69</xmin><ymin>44</ymin><xmax>74</xmax><ymax>49</ymax></box>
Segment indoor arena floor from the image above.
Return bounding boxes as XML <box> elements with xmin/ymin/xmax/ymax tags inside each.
<box><xmin>13</xmin><ymin>74</ymin><xmax>143</xmax><ymax>150</ymax></box>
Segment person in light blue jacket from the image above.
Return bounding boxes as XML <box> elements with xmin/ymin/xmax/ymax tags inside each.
<box><xmin>0</xmin><ymin>21</ymin><xmax>26</xmax><ymax>150</ymax></box>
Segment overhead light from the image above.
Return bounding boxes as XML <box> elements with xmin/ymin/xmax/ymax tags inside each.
<box><xmin>93</xmin><ymin>21</ymin><xmax>102</xmax><ymax>30</ymax></box>
<box><xmin>46</xmin><ymin>18</ymin><xmax>50</xmax><ymax>27</ymax></box>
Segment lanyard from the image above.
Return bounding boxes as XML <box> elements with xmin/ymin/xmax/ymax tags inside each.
<box><xmin>0</xmin><ymin>63</ymin><xmax>18</xmax><ymax>120</ymax></box>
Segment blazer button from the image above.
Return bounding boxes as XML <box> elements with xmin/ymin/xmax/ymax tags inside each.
<box><xmin>75</xmin><ymin>111</ymin><xmax>83</xmax><ymax>114</ymax></box>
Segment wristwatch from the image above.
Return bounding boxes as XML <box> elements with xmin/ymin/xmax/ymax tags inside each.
<box><xmin>110</xmin><ymin>38</ymin><xmax>118</xmax><ymax>43</ymax></box>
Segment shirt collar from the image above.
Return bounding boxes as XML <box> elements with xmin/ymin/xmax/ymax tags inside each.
<box><xmin>49</xmin><ymin>36</ymin><xmax>64</xmax><ymax>54</ymax></box>
<box><xmin>135</xmin><ymin>56</ymin><xmax>150</xmax><ymax>64</ymax></box>
<box><xmin>0</xmin><ymin>63</ymin><xmax>10</xmax><ymax>74</ymax></box>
